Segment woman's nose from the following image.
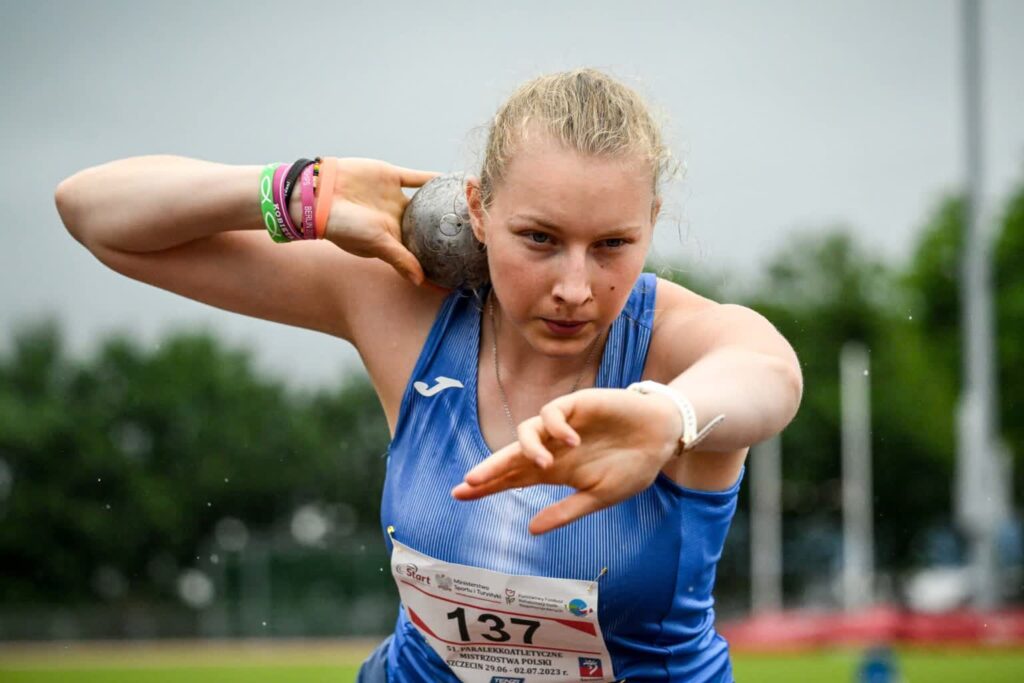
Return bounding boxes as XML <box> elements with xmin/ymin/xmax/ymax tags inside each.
<box><xmin>552</xmin><ymin>251</ymin><xmax>593</xmax><ymax>306</ymax></box>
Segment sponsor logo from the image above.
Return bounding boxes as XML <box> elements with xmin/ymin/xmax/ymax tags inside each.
<box><xmin>578</xmin><ymin>657</ymin><xmax>604</xmax><ymax>678</ymax></box>
<box><xmin>566</xmin><ymin>598</ymin><xmax>593</xmax><ymax>617</ymax></box>
<box><xmin>490</xmin><ymin>677</ymin><xmax>525</xmax><ymax>683</ymax></box>
<box><xmin>395</xmin><ymin>563</ymin><xmax>431</xmax><ymax>586</ymax></box>
<box><xmin>436</xmin><ymin>573</ymin><xmax>453</xmax><ymax>591</ymax></box>
<box><xmin>504</xmin><ymin>588</ymin><xmax>517</xmax><ymax>605</ymax></box>
<box><xmin>413</xmin><ymin>376</ymin><xmax>464</xmax><ymax>397</ymax></box>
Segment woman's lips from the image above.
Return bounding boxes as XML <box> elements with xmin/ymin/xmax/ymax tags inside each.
<box><xmin>544</xmin><ymin>319</ymin><xmax>587</xmax><ymax>336</ymax></box>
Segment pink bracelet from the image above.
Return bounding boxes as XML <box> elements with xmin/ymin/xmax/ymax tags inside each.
<box><xmin>274</xmin><ymin>163</ymin><xmax>302</xmax><ymax>242</ymax></box>
<box><xmin>299</xmin><ymin>163</ymin><xmax>316</xmax><ymax>239</ymax></box>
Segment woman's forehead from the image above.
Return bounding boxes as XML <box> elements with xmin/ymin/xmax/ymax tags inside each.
<box><xmin>495</xmin><ymin>147</ymin><xmax>655</xmax><ymax>224</ymax></box>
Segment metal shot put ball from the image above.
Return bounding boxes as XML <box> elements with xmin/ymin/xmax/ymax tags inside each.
<box><xmin>401</xmin><ymin>173</ymin><xmax>489</xmax><ymax>290</ymax></box>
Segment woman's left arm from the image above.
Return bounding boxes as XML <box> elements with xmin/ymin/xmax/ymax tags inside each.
<box><xmin>649</xmin><ymin>301</ymin><xmax>803</xmax><ymax>453</ymax></box>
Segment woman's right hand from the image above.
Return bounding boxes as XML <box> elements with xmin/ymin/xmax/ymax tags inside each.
<box><xmin>320</xmin><ymin>157</ymin><xmax>439</xmax><ymax>285</ymax></box>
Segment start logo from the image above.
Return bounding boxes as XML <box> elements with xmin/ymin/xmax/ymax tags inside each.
<box><xmin>396</xmin><ymin>563</ymin><xmax>431</xmax><ymax>586</ymax></box>
<box><xmin>578</xmin><ymin>657</ymin><xmax>604</xmax><ymax>679</ymax></box>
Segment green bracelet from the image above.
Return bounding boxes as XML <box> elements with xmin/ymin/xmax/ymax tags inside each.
<box><xmin>260</xmin><ymin>163</ymin><xmax>288</xmax><ymax>243</ymax></box>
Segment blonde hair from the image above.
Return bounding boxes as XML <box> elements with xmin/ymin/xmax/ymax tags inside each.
<box><xmin>479</xmin><ymin>68</ymin><xmax>678</xmax><ymax>209</ymax></box>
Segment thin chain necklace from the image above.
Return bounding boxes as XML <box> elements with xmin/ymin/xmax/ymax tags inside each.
<box><xmin>489</xmin><ymin>291</ymin><xmax>601</xmax><ymax>442</ymax></box>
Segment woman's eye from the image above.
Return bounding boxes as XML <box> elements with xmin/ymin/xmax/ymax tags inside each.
<box><xmin>603</xmin><ymin>238</ymin><xmax>626</xmax><ymax>248</ymax></box>
<box><xmin>526</xmin><ymin>232</ymin><xmax>550</xmax><ymax>244</ymax></box>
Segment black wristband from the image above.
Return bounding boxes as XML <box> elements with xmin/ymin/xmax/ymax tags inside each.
<box><xmin>283</xmin><ymin>158</ymin><xmax>315</xmax><ymax>208</ymax></box>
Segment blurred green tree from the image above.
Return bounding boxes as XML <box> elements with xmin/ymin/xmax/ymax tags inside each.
<box><xmin>905</xmin><ymin>178</ymin><xmax>1024</xmax><ymax>507</ymax></box>
<box><xmin>736</xmin><ymin>230</ymin><xmax>958</xmax><ymax>574</ymax></box>
<box><xmin>0</xmin><ymin>326</ymin><xmax>390</xmax><ymax>605</ymax></box>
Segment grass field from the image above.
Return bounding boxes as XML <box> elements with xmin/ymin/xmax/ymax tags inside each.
<box><xmin>1</xmin><ymin>640</ymin><xmax>1022</xmax><ymax>681</ymax></box>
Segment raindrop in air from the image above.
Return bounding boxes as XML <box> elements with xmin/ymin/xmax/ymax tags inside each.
<box><xmin>291</xmin><ymin>504</ymin><xmax>332</xmax><ymax>546</ymax></box>
<box><xmin>177</xmin><ymin>569</ymin><xmax>214</xmax><ymax>609</ymax></box>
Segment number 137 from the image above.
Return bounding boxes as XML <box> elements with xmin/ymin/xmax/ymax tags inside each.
<box><xmin>446</xmin><ymin>607</ymin><xmax>541</xmax><ymax>644</ymax></box>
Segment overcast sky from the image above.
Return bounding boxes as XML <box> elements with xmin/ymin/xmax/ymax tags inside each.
<box><xmin>2</xmin><ymin>0</ymin><xmax>1022</xmax><ymax>389</ymax></box>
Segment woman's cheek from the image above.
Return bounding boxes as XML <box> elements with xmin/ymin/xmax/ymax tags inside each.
<box><xmin>492</xmin><ymin>259</ymin><xmax>544</xmax><ymax>300</ymax></box>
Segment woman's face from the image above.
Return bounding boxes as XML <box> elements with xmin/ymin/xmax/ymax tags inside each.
<box><xmin>468</xmin><ymin>134</ymin><xmax>660</xmax><ymax>358</ymax></box>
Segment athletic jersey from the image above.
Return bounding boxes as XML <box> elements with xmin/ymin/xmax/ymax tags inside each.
<box><xmin>374</xmin><ymin>272</ymin><xmax>743</xmax><ymax>682</ymax></box>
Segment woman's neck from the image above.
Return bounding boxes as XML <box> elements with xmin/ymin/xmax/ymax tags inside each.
<box><xmin>484</xmin><ymin>290</ymin><xmax>605</xmax><ymax>393</ymax></box>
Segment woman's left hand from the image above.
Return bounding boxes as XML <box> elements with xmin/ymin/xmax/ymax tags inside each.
<box><xmin>451</xmin><ymin>387</ymin><xmax>683</xmax><ymax>535</ymax></box>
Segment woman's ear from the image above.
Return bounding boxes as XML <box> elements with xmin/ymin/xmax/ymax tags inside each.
<box><xmin>465</xmin><ymin>176</ymin><xmax>487</xmax><ymax>244</ymax></box>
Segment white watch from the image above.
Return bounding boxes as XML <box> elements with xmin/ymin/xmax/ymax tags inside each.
<box><xmin>626</xmin><ymin>380</ymin><xmax>725</xmax><ymax>453</ymax></box>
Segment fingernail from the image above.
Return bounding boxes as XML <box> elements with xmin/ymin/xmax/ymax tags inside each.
<box><xmin>565</xmin><ymin>435</ymin><xmax>579</xmax><ymax>447</ymax></box>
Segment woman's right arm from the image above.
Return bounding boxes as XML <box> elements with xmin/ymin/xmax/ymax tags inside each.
<box><xmin>55</xmin><ymin>155</ymin><xmax>437</xmax><ymax>342</ymax></box>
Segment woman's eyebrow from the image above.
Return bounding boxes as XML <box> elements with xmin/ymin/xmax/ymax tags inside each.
<box><xmin>508</xmin><ymin>213</ymin><xmax>562</xmax><ymax>230</ymax></box>
<box><xmin>509</xmin><ymin>213</ymin><xmax>642</xmax><ymax>237</ymax></box>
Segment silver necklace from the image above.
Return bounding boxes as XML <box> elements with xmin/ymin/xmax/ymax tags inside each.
<box><xmin>489</xmin><ymin>292</ymin><xmax>601</xmax><ymax>442</ymax></box>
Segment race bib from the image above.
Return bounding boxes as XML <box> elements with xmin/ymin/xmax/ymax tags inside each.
<box><xmin>390</xmin><ymin>538</ymin><xmax>616</xmax><ymax>683</ymax></box>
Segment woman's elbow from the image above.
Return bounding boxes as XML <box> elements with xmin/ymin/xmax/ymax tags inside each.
<box><xmin>779</xmin><ymin>351</ymin><xmax>804</xmax><ymax>423</ymax></box>
<box><xmin>55</xmin><ymin>175</ymin><xmax>89</xmax><ymax>245</ymax></box>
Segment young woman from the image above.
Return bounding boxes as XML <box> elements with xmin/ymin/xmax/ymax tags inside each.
<box><xmin>56</xmin><ymin>69</ymin><xmax>802</xmax><ymax>682</ymax></box>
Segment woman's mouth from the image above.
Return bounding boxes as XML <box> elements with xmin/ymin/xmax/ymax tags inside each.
<box><xmin>543</xmin><ymin>319</ymin><xmax>587</xmax><ymax>336</ymax></box>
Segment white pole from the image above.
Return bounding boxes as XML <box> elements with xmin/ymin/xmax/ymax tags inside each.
<box><xmin>956</xmin><ymin>0</ymin><xmax>1004</xmax><ymax>609</ymax></box>
<box><xmin>750</xmin><ymin>435</ymin><xmax>783</xmax><ymax>614</ymax></box>
<box><xmin>841</xmin><ymin>342</ymin><xmax>873</xmax><ymax>612</ymax></box>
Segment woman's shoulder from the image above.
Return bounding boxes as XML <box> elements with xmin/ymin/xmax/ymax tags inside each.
<box><xmin>652</xmin><ymin>275</ymin><xmax>718</xmax><ymax>318</ymax></box>
<box><xmin>343</xmin><ymin>264</ymin><xmax>452</xmax><ymax>436</ymax></box>
<box><xmin>643</xmin><ymin>275</ymin><xmax>721</xmax><ymax>381</ymax></box>
<box><xmin>646</xmin><ymin>274</ymin><xmax>788</xmax><ymax>380</ymax></box>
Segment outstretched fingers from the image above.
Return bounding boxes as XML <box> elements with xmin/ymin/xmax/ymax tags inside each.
<box><xmin>516</xmin><ymin>401</ymin><xmax>582</xmax><ymax>469</ymax></box>
<box><xmin>462</xmin><ymin>440</ymin><xmax>527</xmax><ymax>487</ymax></box>
<box><xmin>451</xmin><ymin>469</ymin><xmax>527</xmax><ymax>500</ymax></box>
<box><xmin>529</xmin><ymin>490</ymin><xmax>605</xmax><ymax>535</ymax></box>
<box><xmin>540</xmin><ymin>402</ymin><xmax>581</xmax><ymax>449</ymax></box>
<box><xmin>516</xmin><ymin>416</ymin><xmax>554</xmax><ymax>468</ymax></box>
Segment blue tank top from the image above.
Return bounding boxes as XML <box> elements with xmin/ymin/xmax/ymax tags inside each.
<box><xmin>377</xmin><ymin>273</ymin><xmax>742</xmax><ymax>682</ymax></box>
